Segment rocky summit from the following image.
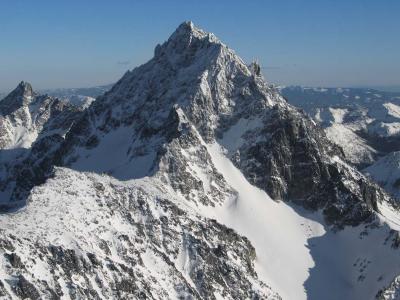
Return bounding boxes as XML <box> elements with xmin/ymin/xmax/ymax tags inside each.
<box><xmin>0</xmin><ymin>22</ymin><xmax>400</xmax><ymax>300</ymax></box>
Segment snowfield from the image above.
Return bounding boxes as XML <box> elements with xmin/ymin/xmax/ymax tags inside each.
<box><xmin>365</xmin><ymin>151</ymin><xmax>400</xmax><ymax>199</ymax></box>
<box><xmin>1</xmin><ymin>150</ymin><xmax>400</xmax><ymax>299</ymax></box>
<box><xmin>205</xmin><ymin>142</ymin><xmax>400</xmax><ymax>300</ymax></box>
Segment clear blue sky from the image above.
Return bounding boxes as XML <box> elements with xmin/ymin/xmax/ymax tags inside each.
<box><xmin>0</xmin><ymin>0</ymin><xmax>399</xmax><ymax>92</ymax></box>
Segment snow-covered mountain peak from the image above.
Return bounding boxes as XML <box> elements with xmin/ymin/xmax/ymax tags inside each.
<box><xmin>160</xmin><ymin>20</ymin><xmax>221</xmax><ymax>53</ymax></box>
<box><xmin>2</xmin><ymin>23</ymin><xmax>400</xmax><ymax>299</ymax></box>
<box><xmin>0</xmin><ymin>81</ymin><xmax>83</xmax><ymax>151</ymax></box>
<box><xmin>152</xmin><ymin>21</ymin><xmax>250</xmax><ymax>79</ymax></box>
<box><xmin>16</xmin><ymin>81</ymin><xmax>34</xmax><ymax>97</ymax></box>
<box><xmin>0</xmin><ymin>81</ymin><xmax>35</xmax><ymax>115</ymax></box>
<box><xmin>84</xmin><ymin>22</ymin><xmax>280</xmax><ymax>149</ymax></box>
<box><xmin>169</xmin><ymin>20</ymin><xmax>206</xmax><ymax>40</ymax></box>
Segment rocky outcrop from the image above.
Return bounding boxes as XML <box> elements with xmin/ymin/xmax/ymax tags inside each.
<box><xmin>0</xmin><ymin>82</ymin><xmax>83</xmax><ymax>208</ymax></box>
<box><xmin>229</xmin><ymin>105</ymin><xmax>391</xmax><ymax>227</ymax></box>
<box><xmin>0</xmin><ymin>168</ymin><xmax>280</xmax><ymax>299</ymax></box>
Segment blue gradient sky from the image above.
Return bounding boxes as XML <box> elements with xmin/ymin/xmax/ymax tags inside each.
<box><xmin>0</xmin><ymin>0</ymin><xmax>399</xmax><ymax>91</ymax></box>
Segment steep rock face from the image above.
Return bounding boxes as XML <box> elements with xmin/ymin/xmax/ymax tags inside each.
<box><xmin>0</xmin><ymin>82</ymin><xmax>79</xmax><ymax>150</ymax></box>
<box><xmin>3</xmin><ymin>21</ymin><xmax>276</xmax><ymax>206</ymax></box>
<box><xmin>59</xmin><ymin>21</ymin><xmax>275</xmax><ymax>150</ymax></box>
<box><xmin>0</xmin><ymin>83</ymin><xmax>83</xmax><ymax>207</ymax></box>
<box><xmin>0</xmin><ymin>82</ymin><xmax>34</xmax><ymax>116</ymax></box>
<box><xmin>224</xmin><ymin>105</ymin><xmax>389</xmax><ymax>227</ymax></box>
<box><xmin>281</xmin><ymin>86</ymin><xmax>400</xmax><ymax>204</ymax></box>
<box><xmin>280</xmin><ymin>86</ymin><xmax>400</xmax><ymax>175</ymax></box>
<box><xmin>0</xmin><ymin>81</ymin><xmax>38</xmax><ymax>149</ymax></box>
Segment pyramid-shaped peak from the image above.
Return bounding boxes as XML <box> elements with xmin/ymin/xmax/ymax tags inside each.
<box><xmin>153</xmin><ymin>21</ymin><xmax>235</xmax><ymax>65</ymax></box>
<box><xmin>16</xmin><ymin>81</ymin><xmax>34</xmax><ymax>97</ymax></box>
<box><xmin>177</xmin><ymin>21</ymin><xmax>195</xmax><ymax>31</ymax></box>
<box><xmin>173</xmin><ymin>21</ymin><xmax>205</xmax><ymax>37</ymax></box>
<box><xmin>164</xmin><ymin>21</ymin><xmax>221</xmax><ymax>48</ymax></box>
<box><xmin>0</xmin><ymin>81</ymin><xmax>36</xmax><ymax>115</ymax></box>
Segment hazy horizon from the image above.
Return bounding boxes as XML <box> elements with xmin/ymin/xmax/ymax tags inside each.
<box><xmin>2</xmin><ymin>81</ymin><xmax>400</xmax><ymax>95</ymax></box>
<box><xmin>1</xmin><ymin>1</ymin><xmax>399</xmax><ymax>91</ymax></box>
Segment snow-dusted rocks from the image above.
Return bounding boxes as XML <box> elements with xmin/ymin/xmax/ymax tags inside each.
<box><xmin>0</xmin><ymin>82</ymin><xmax>83</xmax><ymax>208</ymax></box>
<box><xmin>0</xmin><ymin>168</ymin><xmax>279</xmax><ymax>299</ymax></box>
<box><xmin>222</xmin><ymin>104</ymin><xmax>390</xmax><ymax>227</ymax></box>
<box><xmin>0</xmin><ymin>82</ymin><xmax>81</xmax><ymax>150</ymax></box>
<box><xmin>281</xmin><ymin>86</ymin><xmax>400</xmax><ymax>201</ymax></box>
<box><xmin>1</xmin><ymin>22</ymin><xmax>400</xmax><ymax>299</ymax></box>
<box><xmin>48</xmin><ymin>21</ymin><xmax>390</xmax><ymax>227</ymax></box>
<box><xmin>281</xmin><ymin>86</ymin><xmax>400</xmax><ymax>168</ymax></box>
<box><xmin>41</xmin><ymin>84</ymin><xmax>112</xmax><ymax>109</ymax></box>
<box><xmin>364</xmin><ymin>151</ymin><xmax>400</xmax><ymax>199</ymax></box>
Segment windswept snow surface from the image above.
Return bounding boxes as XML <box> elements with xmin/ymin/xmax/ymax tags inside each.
<box><xmin>201</xmin><ymin>142</ymin><xmax>400</xmax><ymax>300</ymax></box>
<box><xmin>206</xmin><ymin>142</ymin><xmax>324</xmax><ymax>299</ymax></box>
<box><xmin>69</xmin><ymin>125</ymin><xmax>156</xmax><ymax>180</ymax></box>
<box><xmin>329</xmin><ymin>107</ymin><xmax>348</xmax><ymax>124</ymax></box>
<box><xmin>325</xmin><ymin>124</ymin><xmax>377</xmax><ymax>165</ymax></box>
<box><xmin>364</xmin><ymin>151</ymin><xmax>400</xmax><ymax>199</ymax></box>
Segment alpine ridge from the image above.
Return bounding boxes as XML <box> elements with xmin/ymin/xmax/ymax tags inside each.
<box><xmin>0</xmin><ymin>22</ymin><xmax>400</xmax><ymax>300</ymax></box>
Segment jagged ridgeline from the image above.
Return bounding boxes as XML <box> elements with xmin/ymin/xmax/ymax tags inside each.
<box><xmin>0</xmin><ymin>21</ymin><xmax>400</xmax><ymax>300</ymax></box>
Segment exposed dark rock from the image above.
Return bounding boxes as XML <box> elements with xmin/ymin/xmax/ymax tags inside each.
<box><xmin>232</xmin><ymin>105</ymin><xmax>391</xmax><ymax>227</ymax></box>
<box><xmin>13</xmin><ymin>275</ymin><xmax>41</xmax><ymax>300</ymax></box>
<box><xmin>4</xmin><ymin>252</ymin><xmax>23</xmax><ymax>268</ymax></box>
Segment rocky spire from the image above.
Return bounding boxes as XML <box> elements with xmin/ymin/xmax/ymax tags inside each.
<box><xmin>16</xmin><ymin>81</ymin><xmax>34</xmax><ymax>96</ymax></box>
<box><xmin>0</xmin><ymin>81</ymin><xmax>36</xmax><ymax>115</ymax></box>
<box><xmin>153</xmin><ymin>21</ymin><xmax>223</xmax><ymax>60</ymax></box>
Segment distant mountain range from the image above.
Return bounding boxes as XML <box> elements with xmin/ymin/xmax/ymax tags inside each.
<box><xmin>279</xmin><ymin>86</ymin><xmax>400</xmax><ymax>201</ymax></box>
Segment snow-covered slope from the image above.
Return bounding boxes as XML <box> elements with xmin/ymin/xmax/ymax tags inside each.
<box><xmin>364</xmin><ymin>151</ymin><xmax>400</xmax><ymax>199</ymax></box>
<box><xmin>1</xmin><ymin>22</ymin><xmax>400</xmax><ymax>299</ymax></box>
<box><xmin>0</xmin><ymin>82</ymin><xmax>81</xmax><ymax>150</ymax></box>
<box><xmin>0</xmin><ymin>82</ymin><xmax>83</xmax><ymax>208</ymax></box>
<box><xmin>0</xmin><ymin>167</ymin><xmax>280</xmax><ymax>299</ymax></box>
<box><xmin>41</xmin><ymin>84</ymin><xmax>112</xmax><ymax>108</ymax></box>
<box><xmin>325</xmin><ymin>123</ymin><xmax>377</xmax><ymax>165</ymax></box>
<box><xmin>281</xmin><ymin>86</ymin><xmax>400</xmax><ymax>202</ymax></box>
<box><xmin>205</xmin><ymin>143</ymin><xmax>400</xmax><ymax>300</ymax></box>
<box><xmin>281</xmin><ymin>86</ymin><xmax>400</xmax><ymax>166</ymax></box>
